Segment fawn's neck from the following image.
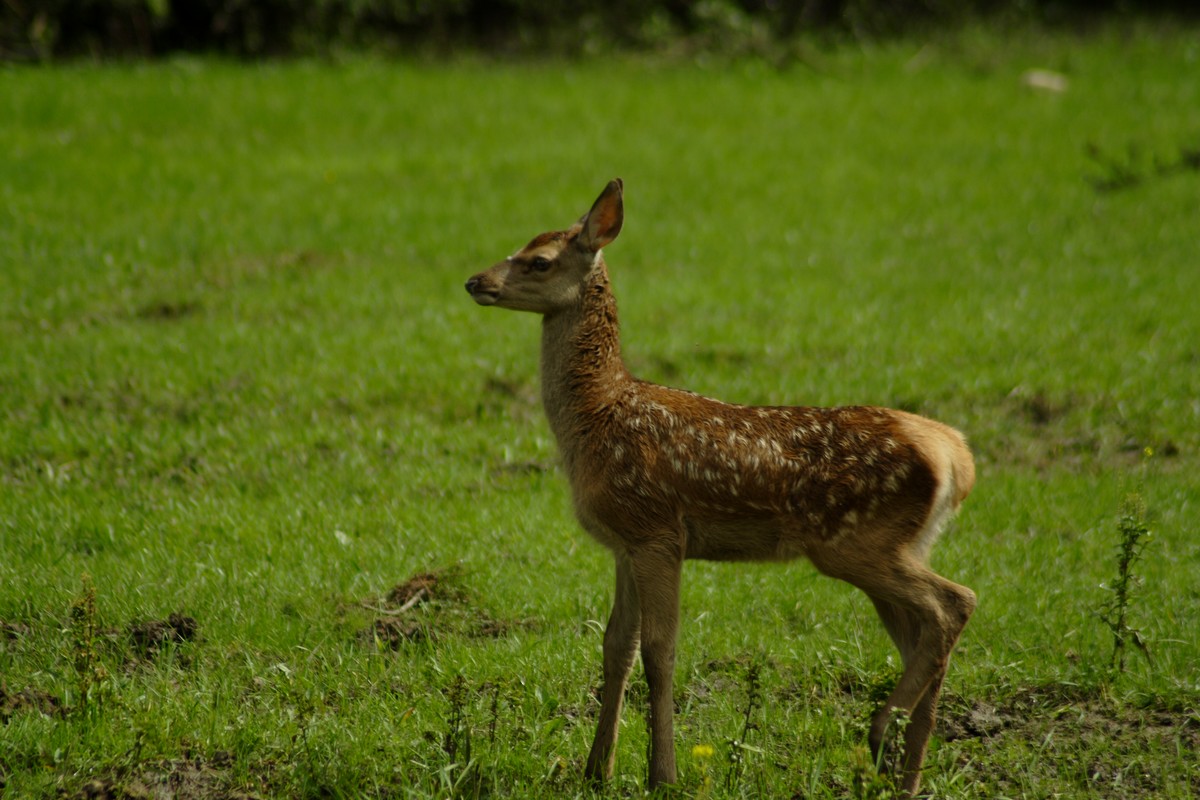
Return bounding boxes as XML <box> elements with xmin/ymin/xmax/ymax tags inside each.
<box><xmin>539</xmin><ymin>258</ymin><xmax>630</xmax><ymax>451</ymax></box>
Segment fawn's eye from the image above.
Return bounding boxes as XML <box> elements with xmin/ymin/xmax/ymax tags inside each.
<box><xmin>530</xmin><ymin>256</ymin><xmax>552</xmax><ymax>272</ymax></box>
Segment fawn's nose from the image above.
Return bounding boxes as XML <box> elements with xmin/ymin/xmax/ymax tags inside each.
<box><xmin>465</xmin><ymin>276</ymin><xmax>481</xmax><ymax>295</ymax></box>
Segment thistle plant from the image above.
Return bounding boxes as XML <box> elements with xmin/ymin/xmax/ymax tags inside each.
<box><xmin>1097</xmin><ymin>460</ymin><xmax>1154</xmax><ymax>673</ymax></box>
<box><xmin>69</xmin><ymin>573</ymin><xmax>109</xmax><ymax>715</ymax></box>
<box><xmin>725</xmin><ymin>659</ymin><xmax>764</xmax><ymax>791</ymax></box>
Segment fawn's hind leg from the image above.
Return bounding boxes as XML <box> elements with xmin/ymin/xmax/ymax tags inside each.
<box><xmin>870</xmin><ymin>593</ymin><xmax>968</xmax><ymax>794</ymax></box>
<box><xmin>867</xmin><ymin>565</ymin><xmax>974</xmax><ymax>795</ymax></box>
<box><xmin>816</xmin><ymin>547</ymin><xmax>974</xmax><ymax>796</ymax></box>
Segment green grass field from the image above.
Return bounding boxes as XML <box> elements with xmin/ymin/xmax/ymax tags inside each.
<box><xmin>2</xmin><ymin>24</ymin><xmax>1199</xmax><ymax>799</ymax></box>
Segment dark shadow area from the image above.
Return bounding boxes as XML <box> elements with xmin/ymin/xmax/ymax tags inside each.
<box><xmin>6</xmin><ymin>0</ymin><xmax>1200</xmax><ymax>61</ymax></box>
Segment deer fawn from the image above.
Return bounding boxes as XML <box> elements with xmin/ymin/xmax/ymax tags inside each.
<box><xmin>465</xmin><ymin>180</ymin><xmax>976</xmax><ymax>796</ymax></box>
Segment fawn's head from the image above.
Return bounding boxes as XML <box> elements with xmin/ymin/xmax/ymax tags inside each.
<box><xmin>466</xmin><ymin>179</ymin><xmax>624</xmax><ymax>315</ymax></box>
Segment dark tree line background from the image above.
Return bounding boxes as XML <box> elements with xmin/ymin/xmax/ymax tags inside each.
<box><xmin>3</xmin><ymin>0</ymin><xmax>1196</xmax><ymax>60</ymax></box>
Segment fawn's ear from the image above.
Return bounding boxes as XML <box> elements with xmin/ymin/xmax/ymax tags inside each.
<box><xmin>578</xmin><ymin>179</ymin><xmax>624</xmax><ymax>253</ymax></box>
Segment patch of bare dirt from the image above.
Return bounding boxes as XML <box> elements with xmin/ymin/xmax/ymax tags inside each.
<box><xmin>937</xmin><ymin>700</ymin><xmax>1009</xmax><ymax>741</ymax></box>
<box><xmin>67</xmin><ymin>752</ymin><xmax>258</xmax><ymax>800</ymax></box>
<box><xmin>0</xmin><ymin>682</ymin><xmax>63</xmax><ymax>721</ymax></box>
<box><xmin>938</xmin><ymin>687</ymin><xmax>1200</xmax><ymax>797</ymax></box>
<box><xmin>472</xmin><ymin>617</ymin><xmax>517</xmax><ymax>638</ymax></box>
<box><xmin>969</xmin><ymin>386</ymin><xmax>1185</xmax><ymax>474</ymax></box>
<box><xmin>134</xmin><ymin>300</ymin><xmax>201</xmax><ymax>322</ymax></box>
<box><xmin>941</xmin><ymin>684</ymin><xmax>1115</xmax><ymax>743</ymax></box>
<box><xmin>128</xmin><ymin>613</ymin><xmax>199</xmax><ymax>658</ymax></box>
<box><xmin>1</xmin><ymin>619</ymin><xmax>30</xmax><ymax>640</ymax></box>
<box><xmin>356</xmin><ymin>568</ymin><xmax>533</xmax><ymax>649</ymax></box>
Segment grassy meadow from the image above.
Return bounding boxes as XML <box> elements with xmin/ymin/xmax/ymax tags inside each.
<box><xmin>2</xmin><ymin>24</ymin><xmax>1199</xmax><ymax>798</ymax></box>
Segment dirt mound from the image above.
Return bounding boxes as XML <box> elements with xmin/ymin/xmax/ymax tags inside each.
<box><xmin>357</xmin><ymin>567</ymin><xmax>532</xmax><ymax>649</ymax></box>
<box><xmin>0</xmin><ymin>682</ymin><xmax>63</xmax><ymax>721</ymax></box>
<box><xmin>129</xmin><ymin>613</ymin><xmax>199</xmax><ymax>657</ymax></box>
<box><xmin>386</xmin><ymin>571</ymin><xmax>445</xmax><ymax>609</ymax></box>
<box><xmin>363</xmin><ymin>617</ymin><xmax>429</xmax><ymax>649</ymax></box>
<box><xmin>1</xmin><ymin>619</ymin><xmax>30</xmax><ymax>640</ymax></box>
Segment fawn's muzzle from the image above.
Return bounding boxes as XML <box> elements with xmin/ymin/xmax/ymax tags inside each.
<box><xmin>465</xmin><ymin>275</ymin><xmax>499</xmax><ymax>305</ymax></box>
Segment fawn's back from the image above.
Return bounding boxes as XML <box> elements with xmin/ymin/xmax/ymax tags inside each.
<box><xmin>563</xmin><ymin>376</ymin><xmax>972</xmax><ymax>563</ymax></box>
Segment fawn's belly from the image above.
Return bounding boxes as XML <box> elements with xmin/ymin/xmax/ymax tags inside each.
<box><xmin>682</xmin><ymin>512</ymin><xmax>811</xmax><ymax>562</ymax></box>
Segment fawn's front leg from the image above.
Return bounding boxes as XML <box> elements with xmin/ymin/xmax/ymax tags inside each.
<box><xmin>630</xmin><ymin>546</ymin><xmax>683</xmax><ymax>788</ymax></box>
<box><xmin>585</xmin><ymin>556</ymin><xmax>641</xmax><ymax>782</ymax></box>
